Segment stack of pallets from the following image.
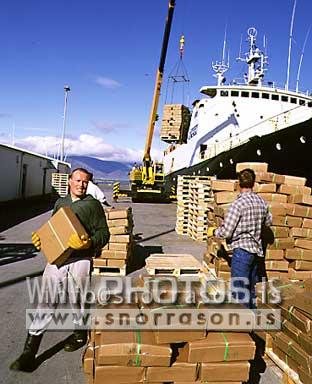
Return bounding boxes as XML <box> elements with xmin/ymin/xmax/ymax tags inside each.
<box><xmin>160</xmin><ymin>104</ymin><xmax>190</xmax><ymax>143</ymax></box>
<box><xmin>92</xmin><ymin>208</ymin><xmax>133</xmax><ymax>276</ymax></box>
<box><xmin>175</xmin><ymin>175</ymin><xmax>214</xmax><ymax>236</ymax></box>
<box><xmin>188</xmin><ymin>180</ymin><xmax>215</xmax><ymax>241</ymax></box>
<box><xmin>51</xmin><ymin>173</ymin><xmax>69</xmax><ymax>197</ymax></box>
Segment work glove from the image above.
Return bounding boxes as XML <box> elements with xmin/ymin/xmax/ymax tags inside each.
<box><xmin>32</xmin><ymin>232</ymin><xmax>41</xmax><ymax>251</ymax></box>
<box><xmin>68</xmin><ymin>233</ymin><xmax>91</xmax><ymax>250</ymax></box>
<box><xmin>207</xmin><ymin>226</ymin><xmax>217</xmax><ymax>238</ymax></box>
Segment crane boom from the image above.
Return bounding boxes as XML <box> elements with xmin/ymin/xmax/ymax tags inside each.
<box><xmin>143</xmin><ymin>0</ymin><xmax>176</xmax><ymax>162</ymax></box>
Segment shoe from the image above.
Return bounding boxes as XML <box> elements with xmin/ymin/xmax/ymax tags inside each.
<box><xmin>10</xmin><ymin>333</ymin><xmax>43</xmax><ymax>372</ymax></box>
<box><xmin>63</xmin><ymin>330</ymin><xmax>87</xmax><ymax>352</ymax></box>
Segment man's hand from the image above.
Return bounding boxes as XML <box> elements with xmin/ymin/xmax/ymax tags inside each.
<box><xmin>32</xmin><ymin>232</ymin><xmax>41</xmax><ymax>250</ymax></box>
<box><xmin>207</xmin><ymin>226</ymin><xmax>217</xmax><ymax>238</ymax></box>
<box><xmin>68</xmin><ymin>233</ymin><xmax>91</xmax><ymax>250</ymax></box>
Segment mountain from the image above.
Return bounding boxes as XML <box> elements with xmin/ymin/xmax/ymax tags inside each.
<box><xmin>67</xmin><ymin>156</ymin><xmax>133</xmax><ymax>180</ymax></box>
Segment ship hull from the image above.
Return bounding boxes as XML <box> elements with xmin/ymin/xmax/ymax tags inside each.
<box><xmin>165</xmin><ymin>117</ymin><xmax>312</xmax><ymax>188</ymax></box>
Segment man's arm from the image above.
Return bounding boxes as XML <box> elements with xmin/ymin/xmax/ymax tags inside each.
<box><xmin>90</xmin><ymin>201</ymin><xmax>110</xmax><ymax>251</ymax></box>
<box><xmin>215</xmin><ymin>202</ymin><xmax>240</xmax><ymax>239</ymax></box>
<box><xmin>264</xmin><ymin>207</ymin><xmax>273</xmax><ymax>227</ymax></box>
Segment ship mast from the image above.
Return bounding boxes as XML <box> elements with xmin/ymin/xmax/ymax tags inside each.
<box><xmin>237</xmin><ymin>27</ymin><xmax>268</xmax><ymax>86</ymax></box>
<box><xmin>212</xmin><ymin>27</ymin><xmax>230</xmax><ymax>86</ymax></box>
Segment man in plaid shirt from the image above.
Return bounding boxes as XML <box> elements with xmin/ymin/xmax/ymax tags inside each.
<box><xmin>208</xmin><ymin>168</ymin><xmax>272</xmax><ymax>308</ymax></box>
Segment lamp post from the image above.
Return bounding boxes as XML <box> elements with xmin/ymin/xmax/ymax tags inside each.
<box><xmin>60</xmin><ymin>85</ymin><xmax>70</xmax><ymax>161</ymax></box>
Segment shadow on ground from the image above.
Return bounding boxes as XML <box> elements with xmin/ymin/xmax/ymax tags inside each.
<box><xmin>0</xmin><ymin>196</ymin><xmax>56</xmax><ymax>232</ymax></box>
<box><xmin>127</xmin><ymin>243</ymin><xmax>163</xmax><ymax>274</ymax></box>
<box><xmin>0</xmin><ymin>243</ymin><xmax>38</xmax><ymax>266</ymax></box>
<box><xmin>246</xmin><ymin>333</ymin><xmax>267</xmax><ymax>384</ymax></box>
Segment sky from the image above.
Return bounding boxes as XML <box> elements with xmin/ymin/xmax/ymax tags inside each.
<box><xmin>0</xmin><ymin>0</ymin><xmax>312</xmax><ymax>163</ymax></box>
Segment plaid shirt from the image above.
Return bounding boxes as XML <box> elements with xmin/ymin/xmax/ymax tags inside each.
<box><xmin>215</xmin><ymin>191</ymin><xmax>272</xmax><ymax>256</ymax></box>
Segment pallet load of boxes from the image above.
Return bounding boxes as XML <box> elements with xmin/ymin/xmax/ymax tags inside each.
<box><xmin>160</xmin><ymin>104</ymin><xmax>191</xmax><ymax>143</ymax></box>
<box><xmin>205</xmin><ymin>162</ymin><xmax>312</xmax><ymax>281</ymax></box>
<box><xmin>83</xmin><ymin>253</ymin><xmax>257</xmax><ymax>384</ymax></box>
<box><xmin>92</xmin><ymin>207</ymin><xmax>134</xmax><ymax>276</ymax></box>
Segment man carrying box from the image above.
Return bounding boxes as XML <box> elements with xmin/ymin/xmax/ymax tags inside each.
<box><xmin>207</xmin><ymin>168</ymin><xmax>272</xmax><ymax>309</ymax></box>
<box><xmin>10</xmin><ymin>168</ymin><xmax>110</xmax><ymax>372</ymax></box>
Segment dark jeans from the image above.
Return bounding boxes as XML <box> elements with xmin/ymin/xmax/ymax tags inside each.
<box><xmin>231</xmin><ymin>248</ymin><xmax>259</xmax><ymax>309</ymax></box>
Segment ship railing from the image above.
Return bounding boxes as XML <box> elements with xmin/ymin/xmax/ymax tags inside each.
<box><xmin>201</xmin><ymin>104</ymin><xmax>312</xmax><ymax>161</ymax></box>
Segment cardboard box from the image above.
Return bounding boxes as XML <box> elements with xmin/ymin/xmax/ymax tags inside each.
<box><xmin>107</xmin><ymin>218</ymin><xmax>132</xmax><ymax>227</ymax></box>
<box><xmin>289</xmin><ymin>269</ymin><xmax>312</xmax><ymax>282</ymax></box>
<box><xmin>110</xmin><ymin>234</ymin><xmax>131</xmax><ymax>243</ymax></box>
<box><xmin>199</xmin><ymin>361</ymin><xmax>250</xmax><ymax>382</ymax></box>
<box><xmin>94</xmin><ymin>365</ymin><xmax>145</xmax><ymax>384</ymax></box>
<box><xmin>290</xmin><ymin>227</ymin><xmax>312</xmax><ymax>238</ymax></box>
<box><xmin>288</xmin><ymin>194</ymin><xmax>312</xmax><ymax>206</ymax></box>
<box><xmin>108</xmin><ymin>208</ymin><xmax>132</xmax><ymax>220</ymax></box>
<box><xmin>98</xmin><ymin>343</ymin><xmax>171</xmax><ymax>367</ymax></box>
<box><xmin>255</xmin><ymin>172</ymin><xmax>284</xmax><ymax>184</ymax></box>
<box><xmin>154</xmin><ymin>329</ymin><xmax>206</xmax><ymax>344</ymax></box>
<box><xmin>281</xmin><ymin>319</ymin><xmax>300</xmax><ymax>343</ymax></box>
<box><xmin>267</xmin><ymin>238</ymin><xmax>295</xmax><ymax>250</ymax></box>
<box><xmin>289</xmin><ymin>260</ymin><xmax>312</xmax><ymax>270</ymax></box>
<box><xmin>298</xmin><ymin>365</ymin><xmax>312</xmax><ymax>384</ymax></box>
<box><xmin>214</xmin><ymin>191</ymin><xmax>239</xmax><ymax>204</ymax></box>
<box><xmin>298</xmin><ymin>331</ymin><xmax>312</xmax><ymax>355</ymax></box>
<box><xmin>100</xmin><ymin>330</ymin><xmax>156</xmax><ymax>346</ymax></box>
<box><xmin>272</xmin><ymin>343</ymin><xmax>299</xmax><ymax>372</ymax></box>
<box><xmin>37</xmin><ymin>206</ymin><xmax>88</xmax><ymax>266</ymax></box>
<box><xmin>280</xmin><ymin>303</ymin><xmax>312</xmax><ymax>336</ymax></box>
<box><xmin>283</xmin><ymin>203</ymin><xmax>312</xmax><ymax>218</ymax></box>
<box><xmin>265</xmin><ymin>249</ymin><xmax>284</xmax><ymax>260</ymax></box>
<box><xmin>236</xmin><ymin>162</ymin><xmax>268</xmax><ymax>173</ymax></box>
<box><xmin>146</xmin><ymin>345</ymin><xmax>197</xmax><ymax>382</ymax></box>
<box><xmin>258</xmin><ymin>193</ymin><xmax>287</xmax><ymax>203</ymax></box>
<box><xmin>109</xmin><ymin>226</ymin><xmax>132</xmax><ymax>235</ymax></box>
<box><xmin>108</xmin><ymin>243</ymin><xmax>129</xmax><ymax>251</ymax></box>
<box><xmin>278</xmin><ymin>184</ymin><xmax>311</xmax><ymax>196</ymax></box>
<box><xmin>285</xmin><ymin>248</ymin><xmax>312</xmax><ymax>261</ymax></box>
<box><xmin>294</xmin><ymin>292</ymin><xmax>312</xmax><ymax>317</ymax></box>
<box><xmin>266</xmin><ymin>271</ymin><xmax>288</xmax><ymax>280</ymax></box>
<box><xmin>83</xmin><ymin>344</ymin><xmax>95</xmax><ymax>374</ymax></box>
<box><xmin>211</xmin><ymin>180</ymin><xmax>237</xmax><ymax>192</ymax></box>
<box><xmin>295</xmin><ymin>239</ymin><xmax>312</xmax><ymax>250</ymax></box>
<box><xmin>303</xmin><ymin>218</ymin><xmax>312</xmax><ymax>228</ymax></box>
<box><xmin>100</xmin><ymin>249</ymin><xmax>129</xmax><ymax>260</ymax></box>
<box><xmin>265</xmin><ymin>260</ymin><xmax>289</xmax><ymax>271</ymax></box>
<box><xmin>267</xmin><ymin>202</ymin><xmax>287</xmax><ymax>216</ymax></box>
<box><xmin>187</xmin><ymin>332</ymin><xmax>255</xmax><ymax>363</ymax></box>
<box><xmin>282</xmin><ymin>175</ymin><xmax>307</xmax><ymax>186</ymax></box>
<box><xmin>270</xmin><ymin>226</ymin><xmax>289</xmax><ymax>238</ymax></box>
<box><xmin>254</xmin><ymin>183</ymin><xmax>277</xmax><ymax>193</ymax></box>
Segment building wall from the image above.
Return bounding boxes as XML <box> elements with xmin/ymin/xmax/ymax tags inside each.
<box><xmin>0</xmin><ymin>145</ymin><xmax>70</xmax><ymax>202</ymax></box>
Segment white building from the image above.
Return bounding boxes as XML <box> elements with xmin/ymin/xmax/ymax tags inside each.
<box><xmin>0</xmin><ymin>143</ymin><xmax>70</xmax><ymax>202</ymax></box>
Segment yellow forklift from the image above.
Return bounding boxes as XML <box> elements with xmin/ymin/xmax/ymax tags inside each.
<box><xmin>113</xmin><ymin>0</ymin><xmax>175</xmax><ymax>202</ymax></box>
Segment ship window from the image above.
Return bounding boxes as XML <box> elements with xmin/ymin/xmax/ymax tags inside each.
<box><xmin>308</xmin><ymin>102</ymin><xmax>312</xmax><ymax>107</ymax></box>
<box><xmin>251</xmin><ymin>92</ymin><xmax>259</xmax><ymax>98</ymax></box>
<box><xmin>199</xmin><ymin>103</ymin><xmax>204</xmax><ymax>108</ymax></box>
<box><xmin>281</xmin><ymin>96</ymin><xmax>288</xmax><ymax>102</ymax></box>
<box><xmin>241</xmin><ymin>91</ymin><xmax>249</xmax><ymax>97</ymax></box>
<box><xmin>220</xmin><ymin>90</ymin><xmax>229</xmax><ymax>97</ymax></box>
<box><xmin>262</xmin><ymin>93</ymin><xmax>270</xmax><ymax>99</ymax></box>
<box><xmin>290</xmin><ymin>97</ymin><xmax>297</xmax><ymax>104</ymax></box>
<box><xmin>272</xmin><ymin>94</ymin><xmax>279</xmax><ymax>101</ymax></box>
<box><xmin>231</xmin><ymin>90</ymin><xmax>239</xmax><ymax>97</ymax></box>
<box><xmin>299</xmin><ymin>99</ymin><xmax>305</xmax><ymax>106</ymax></box>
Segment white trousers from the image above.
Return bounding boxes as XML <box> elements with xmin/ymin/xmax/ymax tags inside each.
<box><xmin>29</xmin><ymin>260</ymin><xmax>90</xmax><ymax>336</ymax></box>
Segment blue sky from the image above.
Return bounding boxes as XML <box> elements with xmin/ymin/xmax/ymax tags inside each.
<box><xmin>0</xmin><ymin>0</ymin><xmax>312</xmax><ymax>162</ymax></box>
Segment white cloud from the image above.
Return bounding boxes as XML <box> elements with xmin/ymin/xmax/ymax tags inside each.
<box><xmin>8</xmin><ymin>134</ymin><xmax>144</xmax><ymax>163</ymax></box>
<box><xmin>95</xmin><ymin>76</ymin><xmax>122</xmax><ymax>89</ymax></box>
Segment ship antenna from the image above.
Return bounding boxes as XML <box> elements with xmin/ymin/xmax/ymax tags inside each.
<box><xmin>212</xmin><ymin>25</ymin><xmax>230</xmax><ymax>86</ymax></box>
<box><xmin>295</xmin><ymin>25</ymin><xmax>311</xmax><ymax>93</ymax></box>
<box><xmin>286</xmin><ymin>0</ymin><xmax>297</xmax><ymax>91</ymax></box>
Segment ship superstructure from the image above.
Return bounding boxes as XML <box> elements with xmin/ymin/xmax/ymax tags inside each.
<box><xmin>162</xmin><ymin>27</ymin><xmax>312</xmax><ymax>183</ymax></box>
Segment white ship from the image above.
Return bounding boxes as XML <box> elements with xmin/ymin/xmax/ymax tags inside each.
<box><xmin>163</xmin><ymin>27</ymin><xmax>312</xmax><ymax>185</ymax></box>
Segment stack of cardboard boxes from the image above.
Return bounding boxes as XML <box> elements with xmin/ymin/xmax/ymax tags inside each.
<box><xmin>160</xmin><ymin>104</ymin><xmax>191</xmax><ymax>143</ymax></box>
<box><xmin>257</xmin><ymin>279</ymin><xmax>312</xmax><ymax>384</ymax></box>
<box><xmin>206</xmin><ymin>162</ymin><xmax>312</xmax><ymax>281</ymax></box>
<box><xmin>92</xmin><ymin>208</ymin><xmax>133</xmax><ymax>276</ymax></box>
<box><xmin>83</xmin><ymin>275</ymin><xmax>256</xmax><ymax>384</ymax></box>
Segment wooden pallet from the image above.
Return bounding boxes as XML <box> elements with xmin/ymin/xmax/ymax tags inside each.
<box><xmin>92</xmin><ymin>266</ymin><xmax>126</xmax><ymax>276</ymax></box>
<box><xmin>145</xmin><ymin>254</ymin><xmax>202</xmax><ymax>276</ymax></box>
<box><xmin>265</xmin><ymin>349</ymin><xmax>303</xmax><ymax>384</ymax></box>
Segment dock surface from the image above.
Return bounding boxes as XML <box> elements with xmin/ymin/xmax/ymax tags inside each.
<box><xmin>0</xmin><ymin>189</ymin><xmax>283</xmax><ymax>383</ymax></box>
